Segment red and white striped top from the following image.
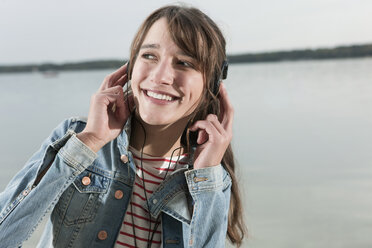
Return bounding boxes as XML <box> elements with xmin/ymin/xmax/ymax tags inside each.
<box><xmin>114</xmin><ymin>146</ymin><xmax>188</xmax><ymax>248</ymax></box>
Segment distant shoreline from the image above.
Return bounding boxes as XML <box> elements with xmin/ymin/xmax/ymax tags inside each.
<box><xmin>1</xmin><ymin>43</ymin><xmax>371</xmax><ymax>74</ymax></box>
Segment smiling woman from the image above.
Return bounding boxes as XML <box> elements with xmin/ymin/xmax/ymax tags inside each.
<box><xmin>0</xmin><ymin>4</ymin><xmax>246</xmax><ymax>248</ymax></box>
<box><xmin>131</xmin><ymin>18</ymin><xmax>204</xmax><ymax>127</ymax></box>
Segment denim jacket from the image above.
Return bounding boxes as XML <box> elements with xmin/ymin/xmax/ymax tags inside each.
<box><xmin>0</xmin><ymin>117</ymin><xmax>232</xmax><ymax>248</ymax></box>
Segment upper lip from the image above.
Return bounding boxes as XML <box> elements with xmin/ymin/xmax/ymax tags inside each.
<box><xmin>142</xmin><ymin>88</ymin><xmax>180</xmax><ymax>99</ymax></box>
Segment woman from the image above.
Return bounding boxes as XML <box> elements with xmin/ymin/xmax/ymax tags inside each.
<box><xmin>0</xmin><ymin>5</ymin><xmax>246</xmax><ymax>248</ymax></box>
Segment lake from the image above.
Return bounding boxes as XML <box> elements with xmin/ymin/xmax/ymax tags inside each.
<box><xmin>1</xmin><ymin>58</ymin><xmax>372</xmax><ymax>247</ymax></box>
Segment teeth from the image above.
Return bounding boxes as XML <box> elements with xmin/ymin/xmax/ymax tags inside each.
<box><xmin>147</xmin><ymin>91</ymin><xmax>173</xmax><ymax>101</ymax></box>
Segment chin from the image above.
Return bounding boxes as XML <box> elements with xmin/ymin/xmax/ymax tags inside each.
<box><xmin>137</xmin><ymin>109</ymin><xmax>192</xmax><ymax>128</ymax></box>
<box><xmin>142</xmin><ymin>116</ymin><xmax>170</xmax><ymax>126</ymax></box>
<box><xmin>135</xmin><ymin>109</ymin><xmax>171</xmax><ymax>126</ymax></box>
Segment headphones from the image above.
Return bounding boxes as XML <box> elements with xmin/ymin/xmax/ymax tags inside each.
<box><xmin>126</xmin><ymin>61</ymin><xmax>130</xmax><ymax>77</ymax></box>
<box><xmin>126</xmin><ymin>60</ymin><xmax>228</xmax><ymax>96</ymax></box>
<box><xmin>213</xmin><ymin>60</ymin><xmax>229</xmax><ymax>95</ymax></box>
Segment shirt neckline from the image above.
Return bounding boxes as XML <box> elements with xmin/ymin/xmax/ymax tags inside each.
<box><xmin>129</xmin><ymin>146</ymin><xmax>188</xmax><ymax>160</ymax></box>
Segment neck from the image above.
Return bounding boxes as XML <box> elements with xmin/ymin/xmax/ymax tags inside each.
<box><xmin>129</xmin><ymin>115</ymin><xmax>189</xmax><ymax>157</ymax></box>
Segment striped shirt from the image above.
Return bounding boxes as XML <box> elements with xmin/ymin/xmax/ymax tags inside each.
<box><xmin>114</xmin><ymin>147</ymin><xmax>188</xmax><ymax>248</ymax></box>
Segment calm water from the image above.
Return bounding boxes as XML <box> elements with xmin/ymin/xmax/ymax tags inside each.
<box><xmin>1</xmin><ymin>58</ymin><xmax>372</xmax><ymax>247</ymax></box>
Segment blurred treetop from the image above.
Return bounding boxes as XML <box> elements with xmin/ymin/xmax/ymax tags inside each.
<box><xmin>1</xmin><ymin>43</ymin><xmax>372</xmax><ymax>73</ymax></box>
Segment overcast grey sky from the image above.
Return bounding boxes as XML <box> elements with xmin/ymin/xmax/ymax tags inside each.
<box><xmin>1</xmin><ymin>0</ymin><xmax>371</xmax><ymax>65</ymax></box>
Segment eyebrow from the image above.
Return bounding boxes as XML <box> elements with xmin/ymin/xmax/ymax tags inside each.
<box><xmin>140</xmin><ymin>43</ymin><xmax>160</xmax><ymax>49</ymax></box>
<box><xmin>140</xmin><ymin>43</ymin><xmax>191</xmax><ymax>57</ymax></box>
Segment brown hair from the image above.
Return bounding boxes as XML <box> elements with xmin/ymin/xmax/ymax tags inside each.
<box><xmin>128</xmin><ymin>5</ymin><xmax>247</xmax><ymax>246</ymax></box>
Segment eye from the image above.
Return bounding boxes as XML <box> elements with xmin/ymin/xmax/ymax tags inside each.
<box><xmin>142</xmin><ymin>53</ymin><xmax>156</xmax><ymax>60</ymax></box>
<box><xmin>177</xmin><ymin>60</ymin><xmax>194</xmax><ymax>68</ymax></box>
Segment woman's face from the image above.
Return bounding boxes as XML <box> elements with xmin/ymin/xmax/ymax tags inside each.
<box><xmin>131</xmin><ymin>18</ymin><xmax>204</xmax><ymax>126</ymax></box>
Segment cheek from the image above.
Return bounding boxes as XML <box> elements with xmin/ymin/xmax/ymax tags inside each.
<box><xmin>130</xmin><ymin>82</ymin><xmax>138</xmax><ymax>99</ymax></box>
<box><xmin>185</xmin><ymin>83</ymin><xmax>204</xmax><ymax>114</ymax></box>
<box><xmin>131</xmin><ymin>61</ymin><xmax>147</xmax><ymax>82</ymax></box>
<box><xmin>131</xmin><ymin>66</ymin><xmax>140</xmax><ymax>85</ymax></box>
<box><xmin>130</xmin><ymin>65</ymin><xmax>145</xmax><ymax>95</ymax></box>
<box><xmin>129</xmin><ymin>76</ymin><xmax>141</xmax><ymax>109</ymax></box>
<box><xmin>129</xmin><ymin>70</ymin><xmax>139</xmax><ymax>91</ymax></box>
<box><xmin>189</xmin><ymin>77</ymin><xmax>204</xmax><ymax>102</ymax></box>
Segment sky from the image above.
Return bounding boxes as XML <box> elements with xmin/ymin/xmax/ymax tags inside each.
<box><xmin>1</xmin><ymin>0</ymin><xmax>372</xmax><ymax>65</ymax></box>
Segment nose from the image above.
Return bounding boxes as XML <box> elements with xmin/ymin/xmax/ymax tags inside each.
<box><xmin>150</xmin><ymin>59</ymin><xmax>174</xmax><ymax>85</ymax></box>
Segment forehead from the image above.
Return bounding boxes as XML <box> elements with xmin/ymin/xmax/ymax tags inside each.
<box><xmin>142</xmin><ymin>18</ymin><xmax>173</xmax><ymax>47</ymax></box>
<box><xmin>140</xmin><ymin>17</ymin><xmax>198</xmax><ymax>60</ymax></box>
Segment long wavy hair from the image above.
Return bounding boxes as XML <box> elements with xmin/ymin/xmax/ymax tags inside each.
<box><xmin>127</xmin><ymin>5</ymin><xmax>247</xmax><ymax>246</ymax></box>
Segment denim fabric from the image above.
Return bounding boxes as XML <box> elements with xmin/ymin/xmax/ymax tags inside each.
<box><xmin>0</xmin><ymin>117</ymin><xmax>232</xmax><ymax>248</ymax></box>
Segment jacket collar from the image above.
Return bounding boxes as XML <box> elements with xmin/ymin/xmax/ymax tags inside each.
<box><xmin>147</xmin><ymin>168</ymin><xmax>193</xmax><ymax>224</ymax></box>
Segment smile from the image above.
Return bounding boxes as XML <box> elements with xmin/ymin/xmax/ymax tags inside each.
<box><xmin>145</xmin><ymin>90</ymin><xmax>178</xmax><ymax>102</ymax></box>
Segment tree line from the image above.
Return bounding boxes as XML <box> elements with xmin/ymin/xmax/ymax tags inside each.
<box><xmin>1</xmin><ymin>43</ymin><xmax>372</xmax><ymax>73</ymax></box>
<box><xmin>228</xmin><ymin>43</ymin><xmax>372</xmax><ymax>63</ymax></box>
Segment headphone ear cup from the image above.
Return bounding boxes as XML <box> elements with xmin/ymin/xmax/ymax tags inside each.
<box><xmin>126</xmin><ymin>61</ymin><xmax>130</xmax><ymax>79</ymax></box>
<box><xmin>213</xmin><ymin>77</ymin><xmax>221</xmax><ymax>96</ymax></box>
<box><xmin>212</xmin><ymin>61</ymin><xmax>228</xmax><ymax>95</ymax></box>
<box><xmin>222</xmin><ymin>61</ymin><xmax>228</xmax><ymax>80</ymax></box>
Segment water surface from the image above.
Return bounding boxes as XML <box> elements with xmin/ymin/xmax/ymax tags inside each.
<box><xmin>1</xmin><ymin>58</ymin><xmax>371</xmax><ymax>247</ymax></box>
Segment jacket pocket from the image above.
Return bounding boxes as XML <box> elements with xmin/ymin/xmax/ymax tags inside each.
<box><xmin>54</xmin><ymin>169</ymin><xmax>110</xmax><ymax>226</ymax></box>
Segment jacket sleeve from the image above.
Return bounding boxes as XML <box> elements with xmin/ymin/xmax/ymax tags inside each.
<box><xmin>0</xmin><ymin>118</ymin><xmax>97</xmax><ymax>248</ymax></box>
<box><xmin>184</xmin><ymin>165</ymin><xmax>232</xmax><ymax>248</ymax></box>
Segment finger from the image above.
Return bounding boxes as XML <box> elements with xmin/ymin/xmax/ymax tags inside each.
<box><xmin>112</xmin><ymin>91</ymin><xmax>126</xmax><ymax>114</ymax></box>
<box><xmin>108</xmin><ymin>63</ymin><xmax>128</xmax><ymax>84</ymax></box>
<box><xmin>101</xmin><ymin>86</ymin><xmax>134</xmax><ymax>115</ymax></box>
<box><xmin>98</xmin><ymin>63</ymin><xmax>128</xmax><ymax>91</ymax></box>
<box><xmin>206</xmin><ymin>114</ymin><xmax>225</xmax><ymax>135</ymax></box>
<box><xmin>100</xmin><ymin>85</ymin><xmax>124</xmax><ymax>95</ymax></box>
<box><xmin>104</xmin><ymin>89</ymin><xmax>133</xmax><ymax>117</ymax></box>
<box><xmin>113</xmin><ymin>74</ymin><xmax>128</xmax><ymax>88</ymax></box>
<box><xmin>94</xmin><ymin>92</ymin><xmax>123</xmax><ymax>106</ymax></box>
<box><xmin>219</xmin><ymin>84</ymin><xmax>234</xmax><ymax>132</ymax></box>
<box><xmin>103</xmin><ymin>87</ymin><xmax>126</xmax><ymax>112</ymax></box>
<box><xmin>94</xmin><ymin>85</ymin><xmax>124</xmax><ymax>104</ymax></box>
<box><xmin>190</xmin><ymin>120</ymin><xmax>219</xmax><ymax>144</ymax></box>
<box><xmin>197</xmin><ymin>129</ymin><xmax>208</xmax><ymax>145</ymax></box>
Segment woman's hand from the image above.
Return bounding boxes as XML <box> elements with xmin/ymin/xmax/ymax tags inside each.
<box><xmin>76</xmin><ymin>64</ymin><xmax>134</xmax><ymax>153</ymax></box>
<box><xmin>189</xmin><ymin>83</ymin><xmax>234</xmax><ymax>169</ymax></box>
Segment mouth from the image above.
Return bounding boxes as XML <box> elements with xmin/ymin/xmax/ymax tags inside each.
<box><xmin>143</xmin><ymin>89</ymin><xmax>180</xmax><ymax>102</ymax></box>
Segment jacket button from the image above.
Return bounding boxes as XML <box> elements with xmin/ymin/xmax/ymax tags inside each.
<box><xmin>82</xmin><ymin>176</ymin><xmax>91</xmax><ymax>186</ymax></box>
<box><xmin>97</xmin><ymin>230</ymin><xmax>108</xmax><ymax>240</ymax></box>
<box><xmin>115</xmin><ymin>190</ymin><xmax>124</xmax><ymax>199</ymax></box>
<box><xmin>120</xmin><ymin>154</ymin><xmax>129</xmax><ymax>163</ymax></box>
